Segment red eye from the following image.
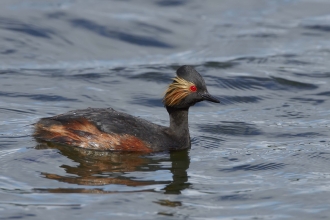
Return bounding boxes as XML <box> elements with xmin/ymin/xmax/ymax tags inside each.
<box><xmin>190</xmin><ymin>85</ymin><xmax>197</xmax><ymax>92</ymax></box>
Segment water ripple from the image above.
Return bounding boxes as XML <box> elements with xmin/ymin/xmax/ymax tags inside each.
<box><xmin>69</xmin><ymin>18</ymin><xmax>174</xmax><ymax>48</ymax></box>
<box><xmin>219</xmin><ymin>95</ymin><xmax>262</xmax><ymax>105</ymax></box>
<box><xmin>199</xmin><ymin>122</ymin><xmax>263</xmax><ymax>136</ymax></box>
<box><xmin>0</xmin><ymin>16</ymin><xmax>54</xmax><ymax>38</ymax></box>
<box><xmin>0</xmin><ymin>92</ymin><xmax>79</xmax><ymax>102</ymax></box>
<box><xmin>220</xmin><ymin>162</ymin><xmax>286</xmax><ymax>172</ymax></box>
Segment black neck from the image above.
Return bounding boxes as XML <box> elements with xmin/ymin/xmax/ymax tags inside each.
<box><xmin>166</xmin><ymin>106</ymin><xmax>190</xmax><ymax>148</ymax></box>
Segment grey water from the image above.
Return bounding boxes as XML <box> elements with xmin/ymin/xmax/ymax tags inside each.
<box><xmin>1</xmin><ymin>0</ymin><xmax>330</xmax><ymax>219</ymax></box>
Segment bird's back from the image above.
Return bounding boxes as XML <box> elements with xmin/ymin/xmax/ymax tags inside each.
<box><xmin>34</xmin><ymin>108</ymin><xmax>179</xmax><ymax>152</ymax></box>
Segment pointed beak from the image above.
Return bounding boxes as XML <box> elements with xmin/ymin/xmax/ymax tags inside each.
<box><xmin>201</xmin><ymin>93</ymin><xmax>220</xmax><ymax>103</ymax></box>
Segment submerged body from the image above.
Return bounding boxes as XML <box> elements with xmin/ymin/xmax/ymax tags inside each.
<box><xmin>34</xmin><ymin>65</ymin><xmax>220</xmax><ymax>152</ymax></box>
<box><xmin>35</xmin><ymin>107</ymin><xmax>190</xmax><ymax>152</ymax></box>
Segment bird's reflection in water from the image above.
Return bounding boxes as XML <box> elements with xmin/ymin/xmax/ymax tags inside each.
<box><xmin>35</xmin><ymin>142</ymin><xmax>190</xmax><ymax>194</ymax></box>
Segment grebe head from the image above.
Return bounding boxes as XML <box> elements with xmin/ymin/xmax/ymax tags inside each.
<box><xmin>163</xmin><ymin>65</ymin><xmax>220</xmax><ymax>109</ymax></box>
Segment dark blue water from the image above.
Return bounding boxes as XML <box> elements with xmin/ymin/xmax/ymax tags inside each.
<box><xmin>1</xmin><ymin>0</ymin><xmax>330</xmax><ymax>219</ymax></box>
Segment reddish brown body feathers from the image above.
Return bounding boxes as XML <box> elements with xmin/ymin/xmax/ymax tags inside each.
<box><xmin>34</xmin><ymin>118</ymin><xmax>152</xmax><ymax>153</ymax></box>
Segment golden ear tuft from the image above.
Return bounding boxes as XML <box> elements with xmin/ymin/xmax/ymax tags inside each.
<box><xmin>163</xmin><ymin>77</ymin><xmax>195</xmax><ymax>106</ymax></box>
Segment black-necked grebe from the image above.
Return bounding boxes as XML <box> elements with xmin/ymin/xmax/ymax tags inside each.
<box><xmin>34</xmin><ymin>65</ymin><xmax>220</xmax><ymax>152</ymax></box>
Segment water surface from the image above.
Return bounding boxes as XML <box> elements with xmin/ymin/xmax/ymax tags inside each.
<box><xmin>1</xmin><ymin>0</ymin><xmax>330</xmax><ymax>219</ymax></box>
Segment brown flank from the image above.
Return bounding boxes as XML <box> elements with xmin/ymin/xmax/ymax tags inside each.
<box><xmin>34</xmin><ymin>118</ymin><xmax>152</xmax><ymax>152</ymax></box>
